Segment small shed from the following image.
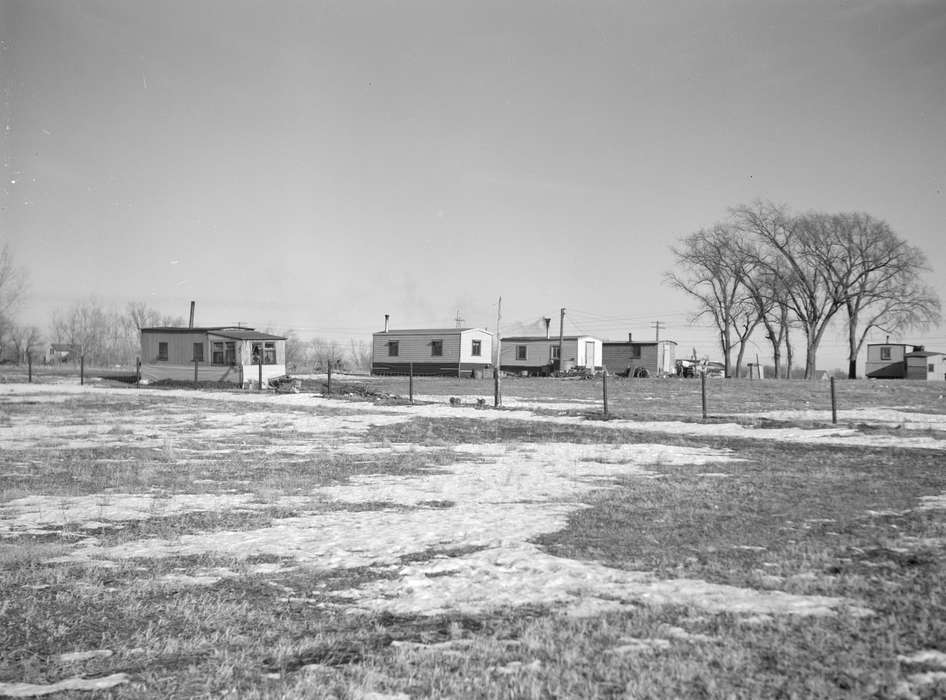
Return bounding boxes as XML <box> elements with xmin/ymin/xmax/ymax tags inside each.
<box><xmin>371</xmin><ymin>327</ymin><xmax>494</xmax><ymax>377</ymax></box>
<box><xmin>602</xmin><ymin>337</ymin><xmax>677</xmax><ymax>377</ymax></box>
<box><xmin>905</xmin><ymin>351</ymin><xmax>946</xmax><ymax>381</ymax></box>
<box><xmin>499</xmin><ymin>335</ymin><xmax>602</xmax><ymax>375</ymax></box>
<box><xmin>139</xmin><ymin>326</ymin><xmax>287</xmax><ymax>386</ymax></box>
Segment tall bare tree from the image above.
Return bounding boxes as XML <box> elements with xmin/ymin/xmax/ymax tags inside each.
<box><xmin>732</xmin><ymin>203</ymin><xmax>846</xmax><ymax>379</ymax></box>
<box><xmin>814</xmin><ymin>212</ymin><xmax>941</xmax><ymax>378</ymax></box>
<box><xmin>666</xmin><ymin>224</ymin><xmax>760</xmax><ymax>378</ymax></box>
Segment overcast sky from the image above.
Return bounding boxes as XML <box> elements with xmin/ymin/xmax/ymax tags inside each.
<box><xmin>3</xmin><ymin>0</ymin><xmax>945</xmax><ymax>369</ymax></box>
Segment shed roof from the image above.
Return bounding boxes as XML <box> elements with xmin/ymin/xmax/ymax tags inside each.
<box><xmin>501</xmin><ymin>336</ymin><xmax>596</xmax><ymax>342</ymax></box>
<box><xmin>374</xmin><ymin>328</ymin><xmax>488</xmax><ymax>336</ymax></box>
<box><xmin>603</xmin><ymin>340</ymin><xmax>678</xmax><ymax>346</ymax></box>
<box><xmin>906</xmin><ymin>351</ymin><xmax>944</xmax><ymax>358</ymax></box>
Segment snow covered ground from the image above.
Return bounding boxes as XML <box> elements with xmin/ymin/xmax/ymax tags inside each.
<box><xmin>3</xmin><ymin>382</ymin><xmax>943</xmax><ymax>619</ymax></box>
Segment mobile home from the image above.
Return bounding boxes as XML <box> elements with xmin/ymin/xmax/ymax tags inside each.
<box><xmin>371</xmin><ymin>327</ymin><xmax>494</xmax><ymax>377</ymax></box>
<box><xmin>140</xmin><ymin>326</ymin><xmax>287</xmax><ymax>386</ymax></box>
<box><xmin>499</xmin><ymin>335</ymin><xmax>602</xmax><ymax>375</ymax></box>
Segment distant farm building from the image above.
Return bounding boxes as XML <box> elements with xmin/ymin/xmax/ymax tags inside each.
<box><xmin>371</xmin><ymin>327</ymin><xmax>494</xmax><ymax>377</ymax></box>
<box><xmin>602</xmin><ymin>336</ymin><xmax>677</xmax><ymax>377</ymax></box>
<box><xmin>500</xmin><ymin>335</ymin><xmax>602</xmax><ymax>375</ymax></box>
<box><xmin>139</xmin><ymin>326</ymin><xmax>287</xmax><ymax>386</ymax></box>
<box><xmin>865</xmin><ymin>343</ymin><xmax>946</xmax><ymax>380</ymax></box>
<box><xmin>45</xmin><ymin>343</ymin><xmax>81</xmax><ymax>364</ymax></box>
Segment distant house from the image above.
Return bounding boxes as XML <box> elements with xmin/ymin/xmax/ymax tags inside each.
<box><xmin>499</xmin><ymin>335</ymin><xmax>602</xmax><ymax>375</ymax></box>
<box><xmin>866</xmin><ymin>343</ymin><xmax>945</xmax><ymax>380</ymax></box>
<box><xmin>371</xmin><ymin>327</ymin><xmax>494</xmax><ymax>377</ymax></box>
<box><xmin>45</xmin><ymin>343</ymin><xmax>81</xmax><ymax>364</ymax></box>
<box><xmin>139</xmin><ymin>326</ymin><xmax>287</xmax><ymax>386</ymax></box>
<box><xmin>602</xmin><ymin>336</ymin><xmax>677</xmax><ymax>377</ymax></box>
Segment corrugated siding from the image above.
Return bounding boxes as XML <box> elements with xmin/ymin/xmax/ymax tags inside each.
<box><xmin>140</xmin><ymin>332</ymin><xmax>208</xmax><ymax>364</ymax></box>
<box><xmin>501</xmin><ymin>339</ymin><xmax>562</xmax><ymax>366</ymax></box>
<box><xmin>372</xmin><ymin>331</ymin><xmax>463</xmax><ymax>364</ymax></box>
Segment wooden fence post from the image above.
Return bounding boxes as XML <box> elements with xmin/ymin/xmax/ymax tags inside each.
<box><xmin>701</xmin><ymin>371</ymin><xmax>707</xmax><ymax>420</ymax></box>
<box><xmin>602</xmin><ymin>369</ymin><xmax>609</xmax><ymax>417</ymax></box>
<box><xmin>830</xmin><ymin>376</ymin><xmax>837</xmax><ymax>424</ymax></box>
<box><xmin>194</xmin><ymin>358</ymin><xmax>199</xmax><ymax>387</ymax></box>
<box><xmin>258</xmin><ymin>355</ymin><xmax>263</xmax><ymax>392</ymax></box>
<box><xmin>80</xmin><ymin>355</ymin><xmax>85</xmax><ymax>386</ymax></box>
<box><xmin>28</xmin><ymin>353</ymin><xmax>32</xmax><ymax>383</ymax></box>
<box><xmin>409</xmin><ymin>362</ymin><xmax>414</xmax><ymax>405</ymax></box>
<box><xmin>327</xmin><ymin>364</ymin><xmax>333</xmax><ymax>395</ymax></box>
<box><xmin>136</xmin><ymin>357</ymin><xmax>141</xmax><ymax>389</ymax></box>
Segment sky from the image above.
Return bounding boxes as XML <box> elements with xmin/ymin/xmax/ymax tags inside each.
<box><xmin>2</xmin><ymin>0</ymin><xmax>945</xmax><ymax>371</ymax></box>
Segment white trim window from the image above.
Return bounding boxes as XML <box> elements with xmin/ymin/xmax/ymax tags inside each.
<box><xmin>516</xmin><ymin>345</ymin><xmax>527</xmax><ymax>361</ymax></box>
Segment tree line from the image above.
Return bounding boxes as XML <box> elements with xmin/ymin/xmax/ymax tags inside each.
<box><xmin>0</xmin><ymin>245</ymin><xmax>371</xmax><ymax>372</ymax></box>
<box><xmin>667</xmin><ymin>201</ymin><xmax>942</xmax><ymax>379</ymax></box>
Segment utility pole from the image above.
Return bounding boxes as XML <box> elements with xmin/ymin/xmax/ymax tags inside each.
<box><xmin>651</xmin><ymin>320</ymin><xmax>665</xmax><ymax>343</ymax></box>
<box><xmin>494</xmin><ymin>297</ymin><xmax>502</xmax><ymax>407</ymax></box>
<box><xmin>454</xmin><ymin>309</ymin><xmax>464</xmax><ymax>328</ymax></box>
<box><xmin>558</xmin><ymin>307</ymin><xmax>566</xmax><ymax>374</ymax></box>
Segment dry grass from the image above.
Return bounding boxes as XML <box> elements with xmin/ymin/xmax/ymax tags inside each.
<box><xmin>2</xmin><ymin>380</ymin><xmax>946</xmax><ymax>698</ymax></box>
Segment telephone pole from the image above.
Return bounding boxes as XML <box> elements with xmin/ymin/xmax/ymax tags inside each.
<box><xmin>651</xmin><ymin>320</ymin><xmax>665</xmax><ymax>343</ymax></box>
<box><xmin>558</xmin><ymin>307</ymin><xmax>566</xmax><ymax>373</ymax></box>
<box><xmin>494</xmin><ymin>297</ymin><xmax>502</xmax><ymax>407</ymax></box>
<box><xmin>454</xmin><ymin>309</ymin><xmax>464</xmax><ymax>328</ymax></box>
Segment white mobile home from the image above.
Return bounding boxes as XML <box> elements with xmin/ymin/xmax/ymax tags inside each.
<box><xmin>140</xmin><ymin>326</ymin><xmax>287</xmax><ymax>386</ymax></box>
<box><xmin>371</xmin><ymin>328</ymin><xmax>494</xmax><ymax>377</ymax></box>
<box><xmin>499</xmin><ymin>335</ymin><xmax>602</xmax><ymax>375</ymax></box>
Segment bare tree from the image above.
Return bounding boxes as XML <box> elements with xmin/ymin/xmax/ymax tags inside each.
<box><xmin>732</xmin><ymin>203</ymin><xmax>846</xmax><ymax>379</ymax></box>
<box><xmin>666</xmin><ymin>224</ymin><xmax>760</xmax><ymax>378</ymax></box>
<box><xmin>348</xmin><ymin>338</ymin><xmax>372</xmax><ymax>373</ymax></box>
<box><xmin>10</xmin><ymin>324</ymin><xmax>43</xmax><ymax>364</ymax></box>
<box><xmin>815</xmin><ymin>212</ymin><xmax>941</xmax><ymax>378</ymax></box>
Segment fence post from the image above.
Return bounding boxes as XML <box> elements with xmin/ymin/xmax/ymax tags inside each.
<box><xmin>830</xmin><ymin>376</ymin><xmax>837</xmax><ymax>424</ymax></box>
<box><xmin>327</xmin><ymin>364</ymin><xmax>333</xmax><ymax>395</ymax></box>
<box><xmin>258</xmin><ymin>355</ymin><xmax>263</xmax><ymax>392</ymax></box>
<box><xmin>28</xmin><ymin>353</ymin><xmax>32</xmax><ymax>383</ymax></box>
<box><xmin>80</xmin><ymin>355</ymin><xmax>85</xmax><ymax>386</ymax></box>
<box><xmin>409</xmin><ymin>362</ymin><xmax>414</xmax><ymax>405</ymax></box>
<box><xmin>194</xmin><ymin>358</ymin><xmax>199</xmax><ymax>387</ymax></box>
<box><xmin>701</xmin><ymin>371</ymin><xmax>707</xmax><ymax>420</ymax></box>
<box><xmin>136</xmin><ymin>357</ymin><xmax>141</xmax><ymax>389</ymax></box>
<box><xmin>602</xmin><ymin>369</ymin><xmax>609</xmax><ymax>417</ymax></box>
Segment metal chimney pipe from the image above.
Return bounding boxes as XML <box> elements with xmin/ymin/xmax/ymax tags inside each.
<box><xmin>544</xmin><ymin>317</ymin><xmax>551</xmax><ymax>339</ymax></box>
<box><xmin>189</xmin><ymin>301</ymin><xmax>195</xmax><ymax>328</ymax></box>
<box><xmin>628</xmin><ymin>332</ymin><xmax>633</xmax><ymax>342</ymax></box>
<box><xmin>384</xmin><ymin>314</ymin><xmax>390</xmax><ymax>333</ymax></box>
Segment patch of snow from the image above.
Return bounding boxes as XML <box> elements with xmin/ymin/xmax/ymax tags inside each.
<box><xmin>57</xmin><ymin>649</ymin><xmax>112</xmax><ymax>663</ymax></box>
<box><xmin>899</xmin><ymin>650</ymin><xmax>946</xmax><ymax>667</ymax></box>
<box><xmin>0</xmin><ymin>493</ymin><xmax>262</xmax><ymax>535</ymax></box>
<box><xmin>0</xmin><ymin>673</ymin><xmax>128</xmax><ymax>697</ymax></box>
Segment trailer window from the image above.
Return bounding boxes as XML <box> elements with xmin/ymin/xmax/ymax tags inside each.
<box><xmin>431</xmin><ymin>340</ymin><xmax>443</xmax><ymax>357</ymax></box>
<box><xmin>157</xmin><ymin>342</ymin><xmax>168</xmax><ymax>361</ymax></box>
<box><xmin>516</xmin><ymin>345</ymin><xmax>527</xmax><ymax>361</ymax></box>
<box><xmin>387</xmin><ymin>341</ymin><xmax>399</xmax><ymax>357</ymax></box>
<box><xmin>471</xmin><ymin>339</ymin><xmax>482</xmax><ymax>357</ymax></box>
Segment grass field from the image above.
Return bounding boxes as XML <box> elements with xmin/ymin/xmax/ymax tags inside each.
<box><xmin>2</xmin><ymin>372</ymin><xmax>946</xmax><ymax>698</ymax></box>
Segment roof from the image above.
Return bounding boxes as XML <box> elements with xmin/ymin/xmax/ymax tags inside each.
<box><xmin>141</xmin><ymin>326</ymin><xmax>286</xmax><ymax>341</ymax></box>
<box><xmin>374</xmin><ymin>328</ymin><xmax>488</xmax><ymax>336</ymax></box>
<box><xmin>906</xmin><ymin>351</ymin><xmax>944</xmax><ymax>358</ymax></box>
<box><xmin>603</xmin><ymin>340</ymin><xmax>678</xmax><ymax>346</ymax></box>
<box><xmin>501</xmin><ymin>336</ymin><xmax>597</xmax><ymax>342</ymax></box>
<box><xmin>208</xmin><ymin>329</ymin><xmax>286</xmax><ymax>341</ymax></box>
<box><xmin>142</xmin><ymin>326</ymin><xmax>251</xmax><ymax>333</ymax></box>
